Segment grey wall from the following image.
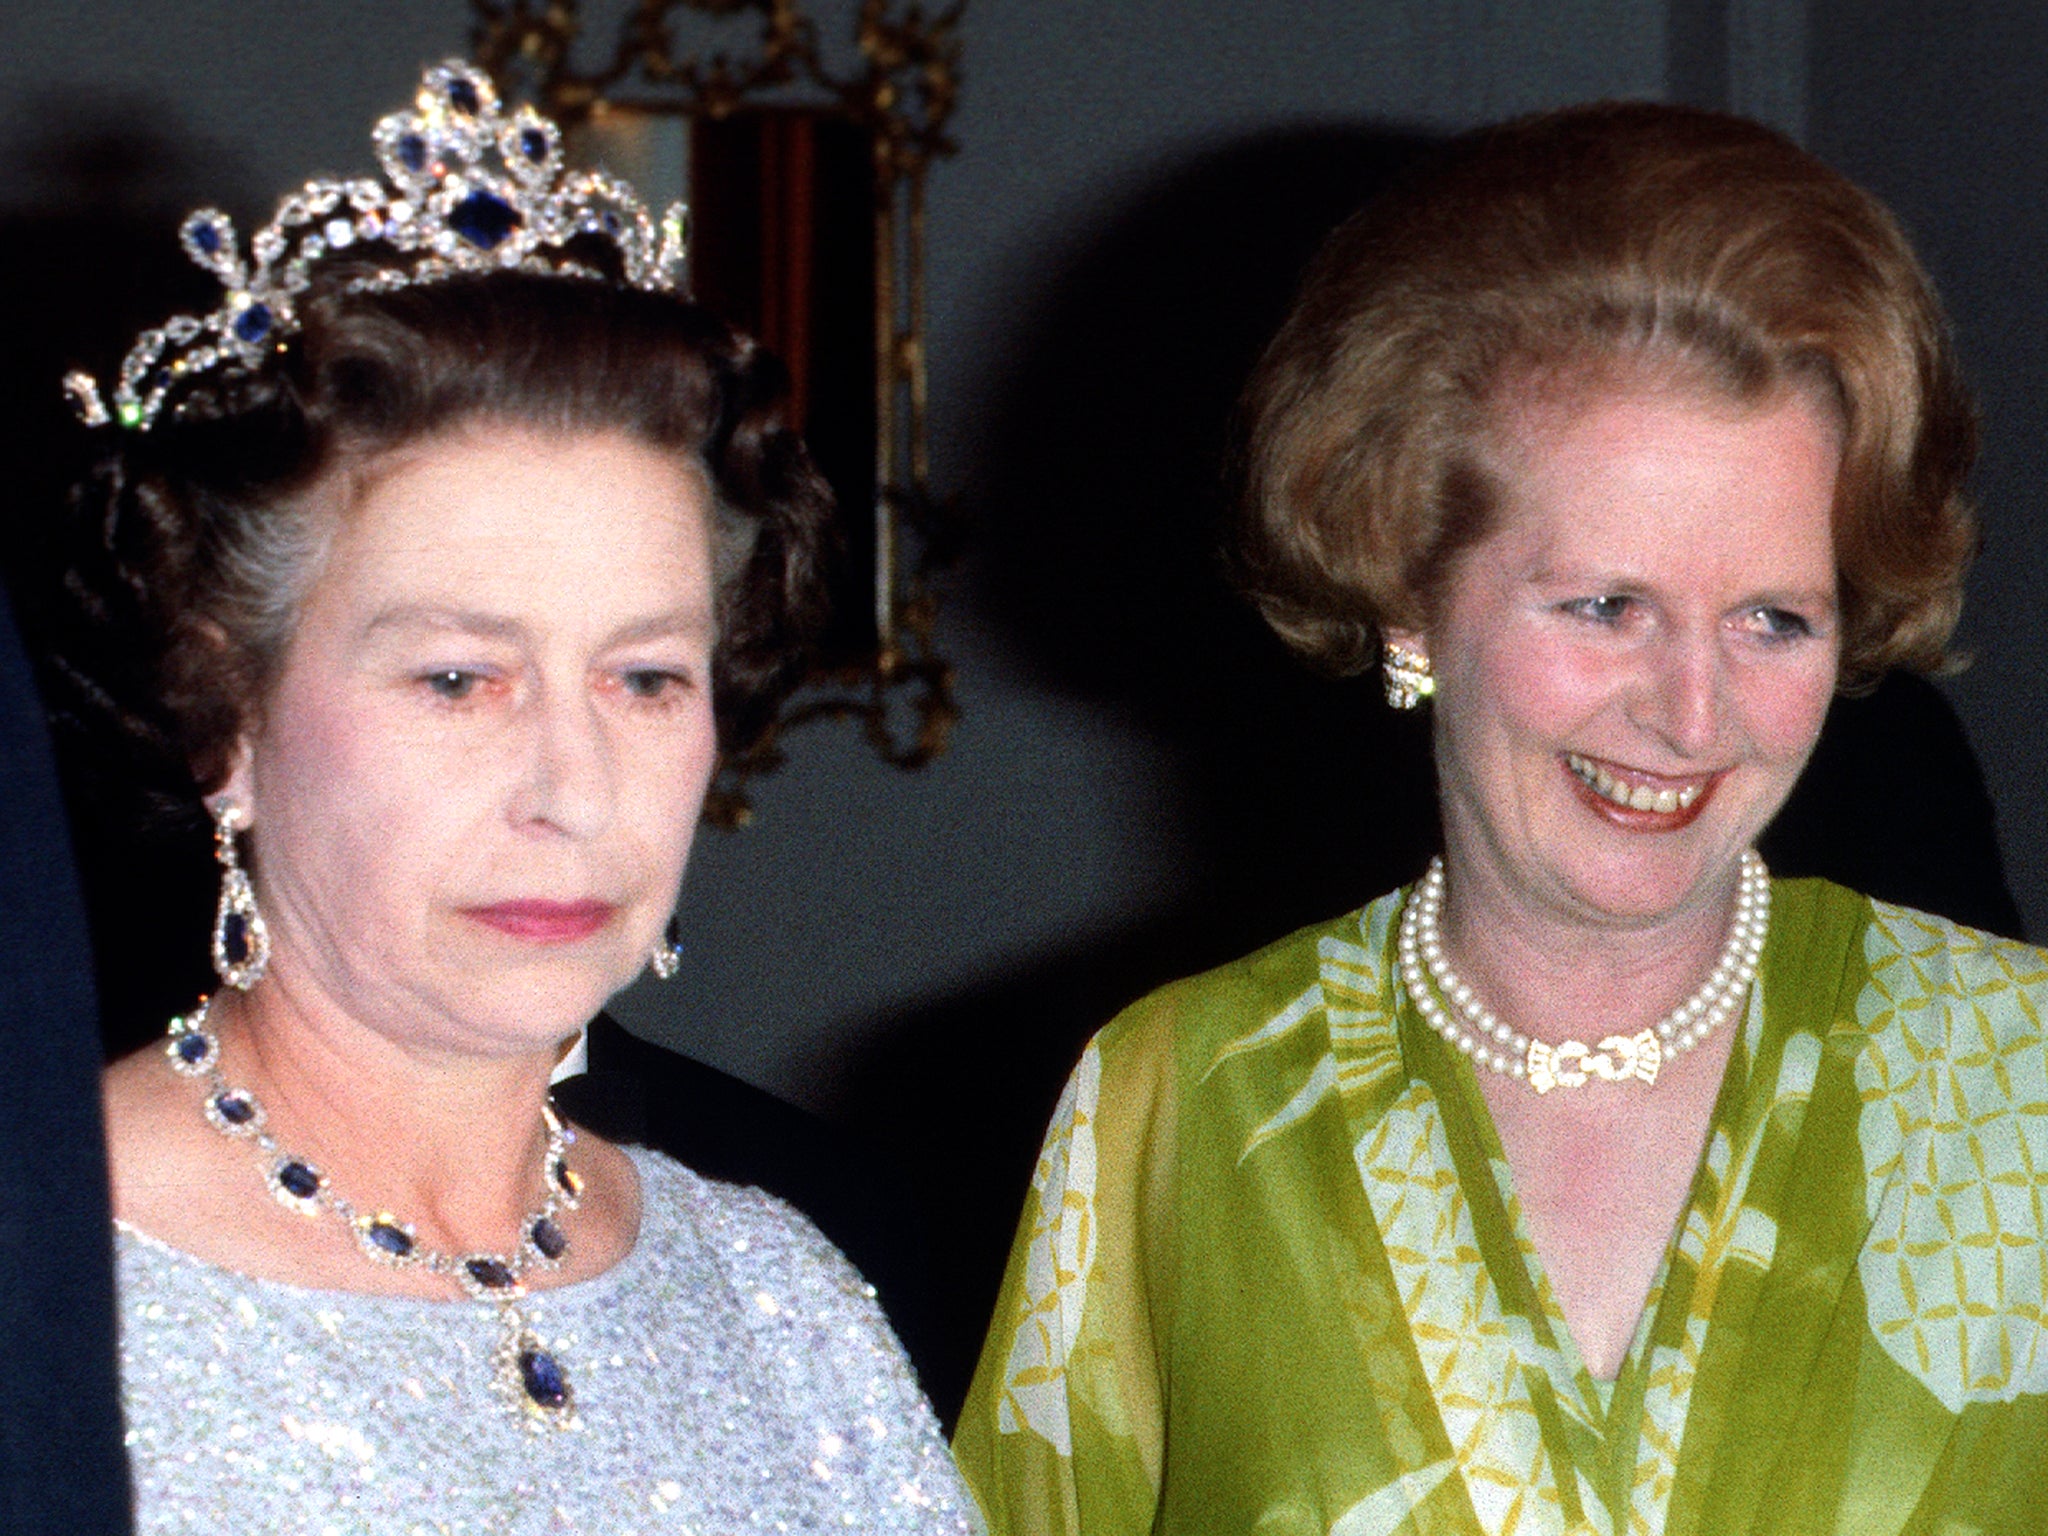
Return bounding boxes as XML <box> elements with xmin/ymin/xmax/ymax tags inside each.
<box><xmin>12</xmin><ymin>2</ymin><xmax>2045</xmax><ymax>1125</ymax></box>
<box><xmin>1805</xmin><ymin>1</ymin><xmax>2048</xmax><ymax>944</ymax></box>
<box><xmin>0</xmin><ymin>3</ymin><xmax>469</xmax><ymax>213</ymax></box>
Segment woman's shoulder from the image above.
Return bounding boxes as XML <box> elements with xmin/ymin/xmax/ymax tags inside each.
<box><xmin>1773</xmin><ymin>874</ymin><xmax>2047</xmax><ymax>976</ymax></box>
<box><xmin>1844</xmin><ymin>882</ymin><xmax>2048</xmax><ymax>1013</ymax></box>
<box><xmin>626</xmin><ymin>1145</ymin><xmax>885</xmax><ymax>1312</ymax></box>
<box><xmin>623</xmin><ymin>1147</ymin><xmax>974</xmax><ymax>1527</ymax></box>
<box><xmin>102</xmin><ymin>1037</ymin><xmax>265</xmax><ymax>1259</ymax></box>
<box><xmin>1094</xmin><ymin>890</ymin><xmax>1408</xmax><ymax>1071</ymax></box>
<box><xmin>1774</xmin><ymin>876</ymin><xmax>2048</xmax><ymax>1051</ymax></box>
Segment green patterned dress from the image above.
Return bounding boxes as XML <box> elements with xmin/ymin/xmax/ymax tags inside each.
<box><xmin>953</xmin><ymin>879</ymin><xmax>2048</xmax><ymax>1535</ymax></box>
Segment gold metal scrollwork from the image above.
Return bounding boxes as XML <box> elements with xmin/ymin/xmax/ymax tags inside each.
<box><xmin>472</xmin><ymin>0</ymin><xmax>963</xmax><ymax>826</ymax></box>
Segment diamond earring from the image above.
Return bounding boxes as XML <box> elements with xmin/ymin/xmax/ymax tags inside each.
<box><xmin>649</xmin><ymin>917</ymin><xmax>684</xmax><ymax>981</ymax></box>
<box><xmin>210</xmin><ymin>800</ymin><xmax>270</xmax><ymax>990</ymax></box>
<box><xmin>1382</xmin><ymin>640</ymin><xmax>1435</xmax><ymax>710</ymax></box>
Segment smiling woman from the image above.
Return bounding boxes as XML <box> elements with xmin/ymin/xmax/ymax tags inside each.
<box><xmin>50</xmin><ymin>62</ymin><xmax>977</xmax><ymax>1535</ymax></box>
<box><xmin>955</xmin><ymin>104</ymin><xmax>2048</xmax><ymax>1536</ymax></box>
<box><xmin>1416</xmin><ymin>377</ymin><xmax>1844</xmax><ymax>932</ymax></box>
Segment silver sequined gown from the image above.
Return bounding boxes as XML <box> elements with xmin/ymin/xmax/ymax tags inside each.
<box><xmin>115</xmin><ymin>1145</ymin><xmax>982</xmax><ymax>1533</ymax></box>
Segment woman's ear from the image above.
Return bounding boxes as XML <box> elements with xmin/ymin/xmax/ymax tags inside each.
<box><xmin>1378</xmin><ymin>627</ymin><xmax>1436</xmax><ymax>710</ymax></box>
<box><xmin>206</xmin><ymin>737</ymin><xmax>257</xmax><ymax>825</ymax></box>
<box><xmin>1380</xmin><ymin>625</ymin><xmax>1428</xmax><ymax>662</ymax></box>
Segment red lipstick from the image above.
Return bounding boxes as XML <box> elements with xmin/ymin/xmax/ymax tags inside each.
<box><xmin>462</xmin><ymin>900</ymin><xmax>616</xmax><ymax>942</ymax></box>
<box><xmin>1562</xmin><ymin>753</ymin><xmax>1723</xmax><ymax>833</ymax></box>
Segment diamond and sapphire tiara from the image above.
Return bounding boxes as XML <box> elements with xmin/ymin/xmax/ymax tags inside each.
<box><xmin>64</xmin><ymin>60</ymin><xmax>688</xmax><ymax>433</ymax></box>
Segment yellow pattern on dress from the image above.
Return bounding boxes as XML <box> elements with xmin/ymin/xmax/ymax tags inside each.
<box><xmin>1856</xmin><ymin>902</ymin><xmax>2048</xmax><ymax>1411</ymax></box>
<box><xmin>1630</xmin><ymin>1028</ymin><xmax>1815</xmax><ymax>1534</ymax></box>
<box><xmin>1358</xmin><ymin>1087</ymin><xmax>1576</xmax><ymax>1536</ymax></box>
<box><xmin>998</xmin><ymin>1040</ymin><xmax>1102</xmax><ymax>1453</ymax></box>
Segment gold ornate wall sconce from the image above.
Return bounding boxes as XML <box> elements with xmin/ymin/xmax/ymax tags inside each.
<box><xmin>472</xmin><ymin>0</ymin><xmax>963</xmax><ymax>825</ymax></box>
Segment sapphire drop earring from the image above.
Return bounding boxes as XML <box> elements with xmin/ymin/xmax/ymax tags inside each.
<box><xmin>210</xmin><ymin>800</ymin><xmax>270</xmax><ymax>990</ymax></box>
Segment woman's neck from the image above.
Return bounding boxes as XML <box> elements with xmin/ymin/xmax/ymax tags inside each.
<box><xmin>1433</xmin><ymin>847</ymin><xmax>1743</xmax><ymax>1049</ymax></box>
<box><xmin>208</xmin><ymin>978</ymin><xmax>564</xmax><ymax>1256</ymax></box>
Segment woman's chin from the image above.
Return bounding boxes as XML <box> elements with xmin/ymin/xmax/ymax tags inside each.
<box><xmin>422</xmin><ymin>962</ymin><xmax>625</xmax><ymax>1054</ymax></box>
<box><xmin>1548</xmin><ymin>841</ymin><xmax>1749</xmax><ymax>926</ymax></box>
<box><xmin>433</xmin><ymin>921</ymin><xmax>651</xmax><ymax>1019</ymax></box>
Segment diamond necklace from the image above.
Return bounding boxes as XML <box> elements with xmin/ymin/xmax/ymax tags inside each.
<box><xmin>1395</xmin><ymin>850</ymin><xmax>1770</xmax><ymax>1093</ymax></box>
<box><xmin>167</xmin><ymin>997</ymin><xmax>583</xmax><ymax>1428</ymax></box>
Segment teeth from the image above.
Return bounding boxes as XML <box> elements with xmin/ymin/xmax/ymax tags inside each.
<box><xmin>1566</xmin><ymin>752</ymin><xmax>1707</xmax><ymax>815</ymax></box>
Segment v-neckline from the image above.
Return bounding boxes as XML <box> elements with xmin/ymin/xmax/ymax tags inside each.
<box><xmin>1424</xmin><ymin>1000</ymin><xmax>1758</xmax><ymax>1421</ymax></box>
<box><xmin>1336</xmin><ymin>891</ymin><xmax>1776</xmax><ymax>1513</ymax></box>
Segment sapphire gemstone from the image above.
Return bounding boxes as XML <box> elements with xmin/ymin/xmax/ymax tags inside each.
<box><xmin>519</xmin><ymin>127</ymin><xmax>548</xmax><ymax>163</ymax></box>
<box><xmin>530</xmin><ymin>1217</ymin><xmax>567</xmax><ymax>1261</ymax></box>
<box><xmin>221</xmin><ymin>911</ymin><xmax>250</xmax><ymax>966</ymax></box>
<box><xmin>191</xmin><ymin>221</ymin><xmax>223</xmax><ymax>256</ymax></box>
<box><xmin>448</xmin><ymin>191</ymin><xmax>522</xmax><ymax>251</ymax></box>
<box><xmin>397</xmin><ymin>133</ymin><xmax>428</xmax><ymax>173</ymax></box>
<box><xmin>365</xmin><ymin>1220</ymin><xmax>413</xmax><ymax>1258</ymax></box>
<box><xmin>600</xmin><ymin>210</ymin><xmax>623</xmax><ymax>236</ymax></box>
<box><xmin>518</xmin><ymin>1347</ymin><xmax>568</xmax><ymax>1409</ymax></box>
<box><xmin>175</xmin><ymin>1033</ymin><xmax>211</xmax><ymax>1066</ymax></box>
<box><xmin>232</xmin><ymin>305</ymin><xmax>273</xmax><ymax>346</ymax></box>
<box><xmin>465</xmin><ymin>1257</ymin><xmax>515</xmax><ymax>1290</ymax></box>
<box><xmin>448</xmin><ymin>77</ymin><xmax>481</xmax><ymax>116</ymax></box>
<box><xmin>212</xmin><ymin>1091</ymin><xmax>255</xmax><ymax>1126</ymax></box>
<box><xmin>277</xmin><ymin>1161</ymin><xmax>320</xmax><ymax>1200</ymax></box>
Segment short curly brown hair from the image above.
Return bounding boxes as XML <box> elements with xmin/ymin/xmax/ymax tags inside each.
<box><xmin>54</xmin><ymin>267</ymin><xmax>834</xmax><ymax>797</ymax></box>
<box><xmin>1235</xmin><ymin>101</ymin><xmax>1978</xmax><ymax>692</ymax></box>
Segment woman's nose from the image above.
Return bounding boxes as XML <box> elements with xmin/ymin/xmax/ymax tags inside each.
<box><xmin>1633</xmin><ymin>633</ymin><xmax>1726</xmax><ymax>758</ymax></box>
<box><xmin>511</xmin><ymin>685</ymin><xmax>616</xmax><ymax>836</ymax></box>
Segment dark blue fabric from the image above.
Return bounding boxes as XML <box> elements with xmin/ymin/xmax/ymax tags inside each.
<box><xmin>0</xmin><ymin>586</ymin><xmax>131</xmax><ymax>1531</ymax></box>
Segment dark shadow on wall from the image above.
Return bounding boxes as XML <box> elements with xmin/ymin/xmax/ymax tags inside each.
<box><xmin>0</xmin><ymin>101</ymin><xmax>241</xmax><ymax>1536</ymax></box>
<box><xmin>0</xmin><ymin>109</ymin><xmax>238</xmax><ymax>1057</ymax></box>
<box><xmin>1807</xmin><ymin>0</ymin><xmax>2048</xmax><ymax>941</ymax></box>
<box><xmin>843</xmin><ymin>124</ymin><xmax>1456</xmax><ymax>1423</ymax></box>
<box><xmin>834</xmin><ymin>123</ymin><xmax>2026</xmax><ymax>1424</ymax></box>
<box><xmin>963</xmin><ymin>124</ymin><xmax>1449</xmax><ymax>934</ymax></box>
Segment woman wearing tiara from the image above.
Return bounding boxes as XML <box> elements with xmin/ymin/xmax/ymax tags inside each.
<box><xmin>58</xmin><ymin>62</ymin><xmax>975</xmax><ymax>1531</ymax></box>
<box><xmin>955</xmin><ymin>104</ymin><xmax>2047</xmax><ymax>1533</ymax></box>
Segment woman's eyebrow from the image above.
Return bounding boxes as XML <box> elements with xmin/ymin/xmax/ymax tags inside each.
<box><xmin>359</xmin><ymin>605</ymin><xmax>715</xmax><ymax>646</ymax></box>
<box><xmin>606</xmin><ymin>607</ymin><xmax>716</xmax><ymax>646</ymax></box>
<box><xmin>362</xmin><ymin>605</ymin><xmax>529</xmax><ymax>642</ymax></box>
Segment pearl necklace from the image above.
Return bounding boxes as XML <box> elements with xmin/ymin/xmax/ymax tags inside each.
<box><xmin>166</xmin><ymin>997</ymin><xmax>583</xmax><ymax>1427</ymax></box>
<box><xmin>1395</xmin><ymin>850</ymin><xmax>1770</xmax><ymax>1093</ymax></box>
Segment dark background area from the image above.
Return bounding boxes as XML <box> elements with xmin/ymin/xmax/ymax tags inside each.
<box><xmin>2</xmin><ymin>1</ymin><xmax>2042</xmax><ymax>1420</ymax></box>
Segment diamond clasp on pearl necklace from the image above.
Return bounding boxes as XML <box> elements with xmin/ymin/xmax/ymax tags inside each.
<box><xmin>1397</xmin><ymin>849</ymin><xmax>1768</xmax><ymax>1093</ymax></box>
<box><xmin>1526</xmin><ymin>1028</ymin><xmax>1663</xmax><ymax>1093</ymax></box>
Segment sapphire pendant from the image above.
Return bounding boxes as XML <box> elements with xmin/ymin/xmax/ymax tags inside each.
<box><xmin>493</xmin><ymin>1307</ymin><xmax>575</xmax><ymax>1429</ymax></box>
